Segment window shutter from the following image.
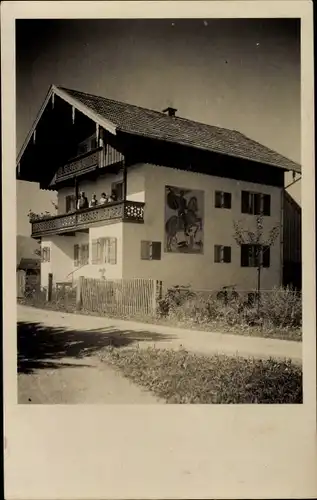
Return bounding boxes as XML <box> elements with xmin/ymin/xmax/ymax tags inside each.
<box><xmin>255</xmin><ymin>194</ymin><xmax>262</xmax><ymax>215</ymax></box>
<box><xmin>224</xmin><ymin>192</ymin><xmax>231</xmax><ymax>209</ymax></box>
<box><xmin>141</xmin><ymin>241</ymin><xmax>150</xmax><ymax>260</ymax></box>
<box><xmin>47</xmin><ymin>247</ymin><xmax>50</xmax><ymax>262</ymax></box>
<box><xmin>81</xmin><ymin>244</ymin><xmax>89</xmax><ymax>265</ymax></box>
<box><xmin>215</xmin><ymin>191</ymin><xmax>222</xmax><ymax>208</ymax></box>
<box><xmin>74</xmin><ymin>244</ymin><xmax>79</xmax><ymax>266</ymax></box>
<box><xmin>223</xmin><ymin>246</ymin><xmax>231</xmax><ymax>263</ymax></box>
<box><xmin>241</xmin><ymin>191</ymin><xmax>249</xmax><ymax>214</ymax></box>
<box><xmin>109</xmin><ymin>237</ymin><xmax>117</xmax><ymax>264</ymax></box>
<box><xmin>151</xmin><ymin>242</ymin><xmax>161</xmax><ymax>260</ymax></box>
<box><xmin>91</xmin><ymin>239</ymin><xmax>99</xmax><ymax>264</ymax></box>
<box><xmin>101</xmin><ymin>238</ymin><xmax>110</xmax><ymax>264</ymax></box>
<box><xmin>263</xmin><ymin>194</ymin><xmax>271</xmax><ymax>216</ymax></box>
<box><xmin>241</xmin><ymin>244</ymin><xmax>249</xmax><ymax>267</ymax></box>
<box><xmin>262</xmin><ymin>246</ymin><xmax>270</xmax><ymax>267</ymax></box>
<box><xmin>214</xmin><ymin>245</ymin><xmax>221</xmax><ymax>263</ymax></box>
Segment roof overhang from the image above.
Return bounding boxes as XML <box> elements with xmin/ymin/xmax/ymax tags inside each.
<box><xmin>16</xmin><ymin>85</ymin><xmax>118</xmax><ymax>181</ymax></box>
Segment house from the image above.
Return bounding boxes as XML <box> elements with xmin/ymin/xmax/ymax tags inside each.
<box><xmin>283</xmin><ymin>191</ymin><xmax>302</xmax><ymax>289</ymax></box>
<box><xmin>16</xmin><ymin>235</ymin><xmax>41</xmax><ymax>296</ymax></box>
<box><xmin>16</xmin><ymin>85</ymin><xmax>301</xmax><ymax>292</ymax></box>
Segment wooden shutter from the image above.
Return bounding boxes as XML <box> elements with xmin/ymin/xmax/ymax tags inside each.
<box><xmin>109</xmin><ymin>237</ymin><xmax>117</xmax><ymax>264</ymax></box>
<box><xmin>141</xmin><ymin>241</ymin><xmax>150</xmax><ymax>260</ymax></box>
<box><xmin>214</xmin><ymin>245</ymin><xmax>221</xmax><ymax>262</ymax></box>
<box><xmin>255</xmin><ymin>193</ymin><xmax>262</xmax><ymax>215</ymax></box>
<box><xmin>151</xmin><ymin>242</ymin><xmax>161</xmax><ymax>260</ymax></box>
<box><xmin>91</xmin><ymin>239</ymin><xmax>99</xmax><ymax>264</ymax></box>
<box><xmin>223</xmin><ymin>246</ymin><xmax>231</xmax><ymax>263</ymax></box>
<box><xmin>262</xmin><ymin>246</ymin><xmax>270</xmax><ymax>267</ymax></box>
<box><xmin>224</xmin><ymin>192</ymin><xmax>231</xmax><ymax>209</ymax></box>
<box><xmin>74</xmin><ymin>244</ymin><xmax>79</xmax><ymax>266</ymax></box>
<box><xmin>263</xmin><ymin>194</ymin><xmax>271</xmax><ymax>216</ymax></box>
<box><xmin>81</xmin><ymin>244</ymin><xmax>89</xmax><ymax>265</ymax></box>
<box><xmin>241</xmin><ymin>191</ymin><xmax>249</xmax><ymax>214</ymax></box>
<box><xmin>46</xmin><ymin>247</ymin><xmax>50</xmax><ymax>262</ymax></box>
<box><xmin>241</xmin><ymin>244</ymin><xmax>249</xmax><ymax>267</ymax></box>
<box><xmin>215</xmin><ymin>191</ymin><xmax>222</xmax><ymax>208</ymax></box>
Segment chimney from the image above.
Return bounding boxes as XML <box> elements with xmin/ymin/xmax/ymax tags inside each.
<box><xmin>163</xmin><ymin>106</ymin><xmax>177</xmax><ymax>117</ymax></box>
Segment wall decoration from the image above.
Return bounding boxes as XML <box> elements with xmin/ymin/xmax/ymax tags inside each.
<box><xmin>165</xmin><ymin>185</ymin><xmax>204</xmax><ymax>253</ymax></box>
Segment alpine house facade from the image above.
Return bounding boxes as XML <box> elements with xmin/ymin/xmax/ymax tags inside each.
<box><xmin>16</xmin><ymin>85</ymin><xmax>301</xmax><ymax>291</ymax></box>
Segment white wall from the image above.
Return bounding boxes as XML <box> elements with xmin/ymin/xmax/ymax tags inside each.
<box><xmin>40</xmin><ymin>233</ymin><xmax>89</xmax><ymax>287</ymax></box>
<box><xmin>122</xmin><ymin>163</ymin><xmax>283</xmax><ymax>291</ymax></box>
<box><xmin>41</xmin><ymin>224</ymin><xmax>123</xmax><ymax>286</ymax></box>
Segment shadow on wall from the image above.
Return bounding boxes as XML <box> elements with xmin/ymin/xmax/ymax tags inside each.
<box><xmin>17</xmin><ymin>321</ymin><xmax>174</xmax><ymax>374</ymax></box>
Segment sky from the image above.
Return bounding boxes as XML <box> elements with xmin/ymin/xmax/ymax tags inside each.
<box><xmin>16</xmin><ymin>18</ymin><xmax>301</xmax><ymax>236</ymax></box>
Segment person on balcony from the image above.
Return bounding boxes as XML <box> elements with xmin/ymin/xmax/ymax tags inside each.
<box><xmin>89</xmin><ymin>194</ymin><xmax>98</xmax><ymax>207</ymax></box>
<box><xmin>108</xmin><ymin>190</ymin><xmax>117</xmax><ymax>202</ymax></box>
<box><xmin>99</xmin><ymin>192</ymin><xmax>108</xmax><ymax>205</ymax></box>
<box><xmin>77</xmin><ymin>191</ymin><xmax>89</xmax><ymax>210</ymax></box>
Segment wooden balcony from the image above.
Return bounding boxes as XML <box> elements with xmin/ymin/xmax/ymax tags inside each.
<box><xmin>53</xmin><ymin>148</ymin><xmax>103</xmax><ymax>185</ymax></box>
<box><xmin>31</xmin><ymin>200</ymin><xmax>145</xmax><ymax>237</ymax></box>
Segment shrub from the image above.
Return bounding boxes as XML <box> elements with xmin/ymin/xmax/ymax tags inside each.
<box><xmin>102</xmin><ymin>347</ymin><xmax>302</xmax><ymax>404</ymax></box>
<box><xmin>259</xmin><ymin>286</ymin><xmax>302</xmax><ymax>328</ymax></box>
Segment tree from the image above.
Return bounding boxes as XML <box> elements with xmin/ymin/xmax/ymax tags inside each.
<box><xmin>233</xmin><ymin>214</ymin><xmax>280</xmax><ymax>311</ymax></box>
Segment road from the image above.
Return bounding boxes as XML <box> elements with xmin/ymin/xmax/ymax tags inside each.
<box><xmin>17</xmin><ymin>304</ymin><xmax>302</xmax><ymax>404</ymax></box>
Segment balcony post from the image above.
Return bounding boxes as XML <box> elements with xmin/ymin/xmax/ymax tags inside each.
<box><xmin>123</xmin><ymin>159</ymin><xmax>127</xmax><ymax>201</ymax></box>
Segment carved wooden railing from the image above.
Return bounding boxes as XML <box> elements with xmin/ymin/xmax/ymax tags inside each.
<box><xmin>31</xmin><ymin>200</ymin><xmax>145</xmax><ymax>237</ymax></box>
<box><xmin>54</xmin><ymin>148</ymin><xmax>103</xmax><ymax>183</ymax></box>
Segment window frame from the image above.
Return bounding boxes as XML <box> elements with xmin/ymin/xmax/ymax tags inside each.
<box><xmin>41</xmin><ymin>246</ymin><xmax>51</xmax><ymax>263</ymax></box>
<box><xmin>215</xmin><ymin>191</ymin><xmax>232</xmax><ymax>209</ymax></box>
<box><xmin>214</xmin><ymin>245</ymin><xmax>231</xmax><ymax>263</ymax></box>
<box><xmin>141</xmin><ymin>240</ymin><xmax>162</xmax><ymax>260</ymax></box>
<box><xmin>91</xmin><ymin>237</ymin><xmax>117</xmax><ymax>265</ymax></box>
<box><xmin>241</xmin><ymin>244</ymin><xmax>270</xmax><ymax>268</ymax></box>
<box><xmin>241</xmin><ymin>191</ymin><xmax>271</xmax><ymax>216</ymax></box>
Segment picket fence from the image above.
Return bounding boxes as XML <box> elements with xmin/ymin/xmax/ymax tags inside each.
<box><xmin>78</xmin><ymin>277</ymin><xmax>162</xmax><ymax>317</ymax></box>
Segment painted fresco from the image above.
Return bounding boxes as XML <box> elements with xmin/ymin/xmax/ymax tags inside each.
<box><xmin>165</xmin><ymin>185</ymin><xmax>204</xmax><ymax>254</ymax></box>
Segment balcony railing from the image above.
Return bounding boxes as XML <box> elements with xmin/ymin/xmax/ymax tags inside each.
<box><xmin>31</xmin><ymin>200</ymin><xmax>145</xmax><ymax>237</ymax></box>
<box><xmin>53</xmin><ymin>148</ymin><xmax>103</xmax><ymax>184</ymax></box>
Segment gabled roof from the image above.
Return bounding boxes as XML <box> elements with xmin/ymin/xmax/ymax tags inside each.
<box><xmin>17</xmin><ymin>84</ymin><xmax>301</xmax><ymax>173</ymax></box>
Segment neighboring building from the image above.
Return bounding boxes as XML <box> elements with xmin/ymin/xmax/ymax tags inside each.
<box><xmin>16</xmin><ymin>85</ymin><xmax>301</xmax><ymax>291</ymax></box>
<box><xmin>16</xmin><ymin>235</ymin><xmax>41</xmax><ymax>296</ymax></box>
<box><xmin>283</xmin><ymin>191</ymin><xmax>302</xmax><ymax>289</ymax></box>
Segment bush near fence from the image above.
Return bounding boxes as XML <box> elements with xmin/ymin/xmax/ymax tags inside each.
<box><xmin>158</xmin><ymin>285</ymin><xmax>302</xmax><ymax>332</ymax></box>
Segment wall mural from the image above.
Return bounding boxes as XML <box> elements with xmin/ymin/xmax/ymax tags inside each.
<box><xmin>165</xmin><ymin>185</ymin><xmax>204</xmax><ymax>254</ymax></box>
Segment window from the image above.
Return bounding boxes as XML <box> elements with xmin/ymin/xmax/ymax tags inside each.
<box><xmin>215</xmin><ymin>191</ymin><xmax>231</xmax><ymax>209</ymax></box>
<box><xmin>41</xmin><ymin>247</ymin><xmax>50</xmax><ymax>262</ymax></box>
<box><xmin>91</xmin><ymin>237</ymin><xmax>117</xmax><ymax>265</ymax></box>
<box><xmin>74</xmin><ymin>244</ymin><xmax>89</xmax><ymax>267</ymax></box>
<box><xmin>90</xmin><ymin>137</ymin><xmax>97</xmax><ymax>150</ymax></box>
<box><xmin>214</xmin><ymin>245</ymin><xmax>231</xmax><ymax>263</ymax></box>
<box><xmin>111</xmin><ymin>181</ymin><xmax>124</xmax><ymax>201</ymax></box>
<box><xmin>241</xmin><ymin>244</ymin><xmax>270</xmax><ymax>267</ymax></box>
<box><xmin>241</xmin><ymin>191</ymin><xmax>271</xmax><ymax>216</ymax></box>
<box><xmin>77</xmin><ymin>143</ymin><xmax>88</xmax><ymax>155</ymax></box>
<box><xmin>141</xmin><ymin>241</ymin><xmax>162</xmax><ymax>260</ymax></box>
<box><xmin>66</xmin><ymin>195</ymin><xmax>76</xmax><ymax>213</ymax></box>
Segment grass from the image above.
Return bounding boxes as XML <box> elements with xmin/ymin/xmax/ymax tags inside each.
<box><xmin>101</xmin><ymin>346</ymin><xmax>302</xmax><ymax>404</ymax></box>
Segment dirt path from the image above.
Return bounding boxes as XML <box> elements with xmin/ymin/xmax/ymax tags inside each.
<box><xmin>18</xmin><ymin>307</ymin><xmax>163</xmax><ymax>404</ymax></box>
<box><xmin>18</xmin><ymin>305</ymin><xmax>302</xmax><ymax>365</ymax></box>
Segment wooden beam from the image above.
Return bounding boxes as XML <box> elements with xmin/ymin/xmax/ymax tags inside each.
<box><xmin>123</xmin><ymin>160</ymin><xmax>127</xmax><ymax>201</ymax></box>
<box><xmin>72</xmin><ymin>106</ymin><xmax>75</xmax><ymax>124</ymax></box>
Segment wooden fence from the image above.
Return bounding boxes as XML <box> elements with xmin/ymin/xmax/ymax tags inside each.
<box><xmin>78</xmin><ymin>277</ymin><xmax>162</xmax><ymax>317</ymax></box>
